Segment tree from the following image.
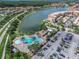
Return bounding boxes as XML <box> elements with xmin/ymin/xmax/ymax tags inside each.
<box><xmin>28</xmin><ymin>44</ymin><xmax>41</xmax><ymax>52</ymax></box>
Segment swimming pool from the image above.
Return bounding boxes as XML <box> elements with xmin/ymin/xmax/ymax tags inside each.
<box><xmin>21</xmin><ymin>35</ymin><xmax>43</xmax><ymax>44</ymax></box>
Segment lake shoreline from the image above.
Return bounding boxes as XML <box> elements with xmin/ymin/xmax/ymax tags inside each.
<box><xmin>20</xmin><ymin>6</ymin><xmax>68</xmax><ymax>32</ymax></box>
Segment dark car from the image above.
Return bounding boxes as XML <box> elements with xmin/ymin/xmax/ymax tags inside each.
<box><xmin>64</xmin><ymin>45</ymin><xmax>69</xmax><ymax>48</ymax></box>
<box><xmin>60</xmin><ymin>43</ymin><xmax>63</xmax><ymax>47</ymax></box>
<box><xmin>53</xmin><ymin>53</ymin><xmax>58</xmax><ymax>57</ymax></box>
<box><xmin>64</xmin><ymin>33</ymin><xmax>73</xmax><ymax>42</ymax></box>
<box><xmin>47</xmin><ymin>44</ymin><xmax>51</xmax><ymax>47</ymax></box>
<box><xmin>59</xmin><ymin>53</ymin><xmax>65</xmax><ymax>58</ymax></box>
<box><xmin>43</xmin><ymin>47</ymin><xmax>48</xmax><ymax>51</ymax></box>
<box><xmin>56</xmin><ymin>46</ymin><xmax>62</xmax><ymax>52</ymax></box>
<box><xmin>66</xmin><ymin>33</ymin><xmax>73</xmax><ymax>40</ymax></box>
<box><xmin>51</xmin><ymin>36</ymin><xmax>58</xmax><ymax>42</ymax></box>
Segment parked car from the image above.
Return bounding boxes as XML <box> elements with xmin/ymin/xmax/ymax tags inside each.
<box><xmin>43</xmin><ymin>47</ymin><xmax>48</xmax><ymax>51</ymax></box>
<box><xmin>56</xmin><ymin>46</ymin><xmax>62</xmax><ymax>52</ymax></box>
<box><xmin>64</xmin><ymin>33</ymin><xmax>73</xmax><ymax>42</ymax></box>
<box><xmin>59</xmin><ymin>53</ymin><xmax>65</xmax><ymax>58</ymax></box>
<box><xmin>51</xmin><ymin>36</ymin><xmax>58</xmax><ymax>42</ymax></box>
<box><xmin>47</xmin><ymin>44</ymin><xmax>51</xmax><ymax>48</ymax></box>
<box><xmin>64</xmin><ymin>44</ymin><xmax>70</xmax><ymax>48</ymax></box>
<box><xmin>53</xmin><ymin>53</ymin><xmax>58</xmax><ymax>57</ymax></box>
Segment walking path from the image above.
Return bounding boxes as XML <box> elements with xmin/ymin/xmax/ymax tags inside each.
<box><xmin>0</xmin><ymin>24</ymin><xmax>10</xmax><ymax>44</ymax></box>
<box><xmin>1</xmin><ymin>34</ymin><xmax>9</xmax><ymax>59</ymax></box>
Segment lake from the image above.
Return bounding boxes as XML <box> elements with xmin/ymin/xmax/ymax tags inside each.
<box><xmin>20</xmin><ymin>7</ymin><xmax>68</xmax><ymax>32</ymax></box>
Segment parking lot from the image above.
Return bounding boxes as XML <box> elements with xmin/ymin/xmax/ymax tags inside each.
<box><xmin>31</xmin><ymin>31</ymin><xmax>79</xmax><ymax>59</ymax></box>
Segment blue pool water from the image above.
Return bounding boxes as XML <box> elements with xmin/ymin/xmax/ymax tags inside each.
<box><xmin>21</xmin><ymin>35</ymin><xmax>43</xmax><ymax>44</ymax></box>
<box><xmin>22</xmin><ymin>36</ymin><xmax>33</xmax><ymax>44</ymax></box>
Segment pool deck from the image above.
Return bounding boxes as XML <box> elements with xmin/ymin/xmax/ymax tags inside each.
<box><xmin>13</xmin><ymin>43</ymin><xmax>30</xmax><ymax>53</ymax></box>
<box><xmin>13</xmin><ymin>37</ymin><xmax>30</xmax><ymax>53</ymax></box>
<box><xmin>13</xmin><ymin>33</ymin><xmax>46</xmax><ymax>53</ymax></box>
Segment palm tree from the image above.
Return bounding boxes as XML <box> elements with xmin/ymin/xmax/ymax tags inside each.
<box><xmin>73</xmin><ymin>27</ymin><xmax>79</xmax><ymax>34</ymax></box>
